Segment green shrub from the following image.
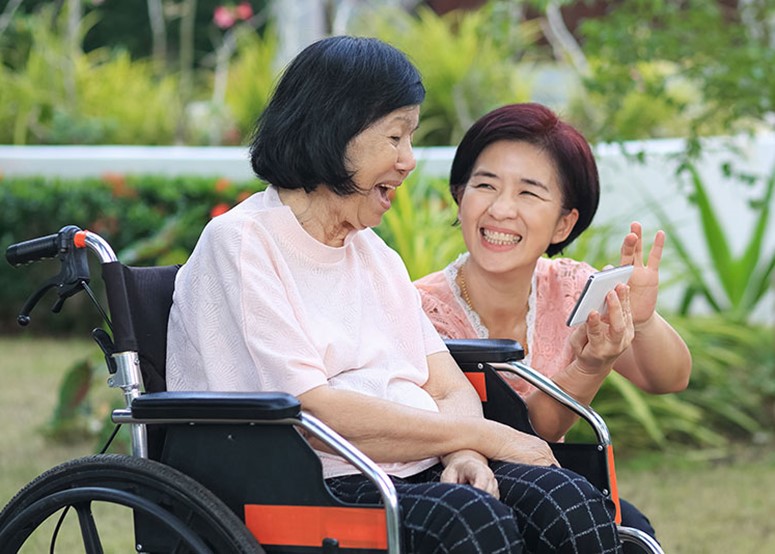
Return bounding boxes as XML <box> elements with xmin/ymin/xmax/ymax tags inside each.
<box><xmin>224</xmin><ymin>27</ymin><xmax>279</xmax><ymax>142</ymax></box>
<box><xmin>0</xmin><ymin>6</ymin><xmax>184</xmax><ymax>145</ymax></box>
<box><xmin>74</xmin><ymin>50</ymin><xmax>182</xmax><ymax>145</ymax></box>
<box><xmin>0</xmin><ymin>7</ymin><xmax>182</xmax><ymax>145</ymax></box>
<box><xmin>0</xmin><ymin>174</ymin><xmax>264</xmax><ymax>334</ymax></box>
<box><xmin>572</xmin><ymin>0</ymin><xmax>775</xmax><ymax>144</ymax></box>
<box><xmin>352</xmin><ymin>6</ymin><xmax>539</xmax><ymax>146</ymax></box>
<box><xmin>565</xmin><ymin>312</ymin><xmax>775</xmax><ymax>454</ymax></box>
<box><xmin>671</xmin><ymin>315</ymin><xmax>775</xmax><ymax>438</ymax></box>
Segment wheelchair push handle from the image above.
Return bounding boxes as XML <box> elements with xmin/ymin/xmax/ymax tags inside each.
<box><xmin>5</xmin><ymin>233</ymin><xmax>60</xmax><ymax>266</ymax></box>
<box><xmin>6</xmin><ymin>226</ymin><xmax>95</xmax><ymax>326</ymax></box>
<box><xmin>6</xmin><ymin>226</ymin><xmax>119</xmax><ymax>267</ymax></box>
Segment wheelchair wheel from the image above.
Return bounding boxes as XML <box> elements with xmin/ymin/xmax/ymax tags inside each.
<box><xmin>0</xmin><ymin>454</ymin><xmax>264</xmax><ymax>553</ymax></box>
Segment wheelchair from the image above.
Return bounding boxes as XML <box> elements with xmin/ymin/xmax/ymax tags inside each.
<box><xmin>0</xmin><ymin>225</ymin><xmax>663</xmax><ymax>553</ymax></box>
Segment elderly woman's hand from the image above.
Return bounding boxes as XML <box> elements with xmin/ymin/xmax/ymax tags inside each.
<box><xmin>569</xmin><ymin>283</ymin><xmax>635</xmax><ymax>375</ymax></box>
<box><xmin>618</xmin><ymin>221</ymin><xmax>664</xmax><ymax>329</ymax></box>
<box><xmin>441</xmin><ymin>450</ymin><xmax>500</xmax><ymax>498</ymax></box>
<box><xmin>487</xmin><ymin>428</ymin><xmax>560</xmax><ymax>468</ymax></box>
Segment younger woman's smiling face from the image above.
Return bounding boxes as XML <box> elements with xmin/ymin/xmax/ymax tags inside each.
<box><xmin>458</xmin><ymin>140</ymin><xmax>579</xmax><ymax>274</ymax></box>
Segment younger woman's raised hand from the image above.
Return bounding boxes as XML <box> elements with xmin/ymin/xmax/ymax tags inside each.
<box><xmin>619</xmin><ymin>221</ymin><xmax>664</xmax><ymax>328</ymax></box>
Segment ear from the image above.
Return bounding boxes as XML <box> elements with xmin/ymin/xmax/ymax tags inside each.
<box><xmin>453</xmin><ymin>187</ymin><xmax>466</xmax><ymax>223</ymax></box>
<box><xmin>551</xmin><ymin>208</ymin><xmax>579</xmax><ymax>244</ymax></box>
<box><xmin>454</xmin><ymin>185</ymin><xmax>466</xmax><ymax>206</ymax></box>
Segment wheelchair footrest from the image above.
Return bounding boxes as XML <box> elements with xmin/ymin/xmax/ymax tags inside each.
<box><xmin>132</xmin><ymin>391</ymin><xmax>301</xmax><ymax>420</ymax></box>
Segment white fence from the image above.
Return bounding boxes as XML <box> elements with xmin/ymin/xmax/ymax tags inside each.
<box><xmin>1</xmin><ymin>133</ymin><xmax>773</xmax><ymax>322</ymax></box>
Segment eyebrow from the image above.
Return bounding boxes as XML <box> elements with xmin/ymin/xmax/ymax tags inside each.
<box><xmin>389</xmin><ymin>114</ymin><xmax>419</xmax><ymax>130</ymax></box>
<box><xmin>471</xmin><ymin>169</ymin><xmax>550</xmax><ymax>192</ymax></box>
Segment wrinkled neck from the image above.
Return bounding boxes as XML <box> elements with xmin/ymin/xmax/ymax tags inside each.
<box><xmin>277</xmin><ymin>187</ymin><xmax>351</xmax><ymax>247</ymax></box>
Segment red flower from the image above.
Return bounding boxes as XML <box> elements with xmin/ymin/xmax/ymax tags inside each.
<box><xmin>235</xmin><ymin>2</ymin><xmax>253</xmax><ymax>20</ymax></box>
<box><xmin>237</xmin><ymin>190</ymin><xmax>252</xmax><ymax>203</ymax></box>
<box><xmin>210</xmin><ymin>203</ymin><xmax>231</xmax><ymax>218</ymax></box>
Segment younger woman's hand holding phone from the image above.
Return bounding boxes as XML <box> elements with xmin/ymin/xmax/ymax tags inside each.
<box><xmin>567</xmin><ymin>265</ymin><xmax>634</xmax><ymax>327</ymax></box>
<box><xmin>568</xmin><ymin>283</ymin><xmax>635</xmax><ymax>376</ymax></box>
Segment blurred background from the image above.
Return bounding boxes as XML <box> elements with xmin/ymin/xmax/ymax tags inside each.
<box><xmin>0</xmin><ymin>1</ymin><xmax>774</xmax><ymax>551</ymax></box>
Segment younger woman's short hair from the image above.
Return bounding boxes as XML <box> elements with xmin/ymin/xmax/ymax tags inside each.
<box><xmin>449</xmin><ymin>103</ymin><xmax>600</xmax><ymax>256</ymax></box>
<box><xmin>249</xmin><ymin>36</ymin><xmax>425</xmax><ymax>196</ymax></box>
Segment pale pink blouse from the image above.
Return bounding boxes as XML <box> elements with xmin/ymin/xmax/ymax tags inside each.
<box><xmin>167</xmin><ymin>186</ymin><xmax>446</xmax><ymax>478</ymax></box>
<box><xmin>414</xmin><ymin>253</ymin><xmax>595</xmax><ymax>397</ymax></box>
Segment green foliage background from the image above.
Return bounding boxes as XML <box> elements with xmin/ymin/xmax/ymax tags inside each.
<box><xmin>0</xmin><ymin>175</ymin><xmax>263</xmax><ymax>333</ymax></box>
<box><xmin>2</xmin><ymin>1</ymin><xmax>774</xmax><ymax>147</ymax></box>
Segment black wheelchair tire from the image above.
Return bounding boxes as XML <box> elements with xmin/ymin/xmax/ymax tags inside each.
<box><xmin>0</xmin><ymin>453</ymin><xmax>264</xmax><ymax>553</ymax></box>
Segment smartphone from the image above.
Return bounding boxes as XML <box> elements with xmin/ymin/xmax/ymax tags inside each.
<box><xmin>566</xmin><ymin>265</ymin><xmax>634</xmax><ymax>326</ymax></box>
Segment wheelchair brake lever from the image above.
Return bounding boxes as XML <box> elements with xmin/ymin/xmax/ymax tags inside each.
<box><xmin>51</xmin><ymin>279</ymin><xmax>88</xmax><ymax>313</ymax></box>
<box><xmin>91</xmin><ymin>328</ymin><xmax>118</xmax><ymax>374</ymax></box>
<box><xmin>16</xmin><ymin>277</ymin><xmax>59</xmax><ymax>326</ymax></box>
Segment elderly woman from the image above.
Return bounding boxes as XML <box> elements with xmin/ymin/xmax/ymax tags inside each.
<box><xmin>166</xmin><ymin>37</ymin><xmax>628</xmax><ymax>553</ymax></box>
<box><xmin>415</xmin><ymin>102</ymin><xmax>692</xmax><ymax>548</ymax></box>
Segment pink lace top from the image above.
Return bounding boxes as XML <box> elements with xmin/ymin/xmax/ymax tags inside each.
<box><xmin>414</xmin><ymin>253</ymin><xmax>595</xmax><ymax>397</ymax></box>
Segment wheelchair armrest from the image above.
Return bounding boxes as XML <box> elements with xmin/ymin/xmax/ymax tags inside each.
<box><xmin>445</xmin><ymin>338</ymin><xmax>525</xmax><ymax>364</ymax></box>
<box><xmin>131</xmin><ymin>391</ymin><xmax>301</xmax><ymax>420</ymax></box>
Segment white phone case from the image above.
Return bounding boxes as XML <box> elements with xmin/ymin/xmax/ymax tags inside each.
<box><xmin>566</xmin><ymin>265</ymin><xmax>634</xmax><ymax>326</ymax></box>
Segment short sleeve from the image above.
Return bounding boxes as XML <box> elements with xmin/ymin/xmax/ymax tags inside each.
<box><xmin>415</xmin><ymin>270</ymin><xmax>476</xmax><ymax>340</ymax></box>
<box><xmin>419</xmin><ymin>301</ymin><xmax>448</xmax><ymax>355</ymax></box>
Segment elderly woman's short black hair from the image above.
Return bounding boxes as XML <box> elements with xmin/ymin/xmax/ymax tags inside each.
<box><xmin>249</xmin><ymin>36</ymin><xmax>425</xmax><ymax>195</ymax></box>
<box><xmin>450</xmin><ymin>103</ymin><xmax>600</xmax><ymax>257</ymax></box>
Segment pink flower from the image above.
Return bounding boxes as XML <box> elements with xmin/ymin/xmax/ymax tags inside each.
<box><xmin>235</xmin><ymin>2</ymin><xmax>253</xmax><ymax>21</ymax></box>
<box><xmin>213</xmin><ymin>6</ymin><xmax>236</xmax><ymax>29</ymax></box>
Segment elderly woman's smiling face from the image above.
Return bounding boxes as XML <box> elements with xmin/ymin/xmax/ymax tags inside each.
<box><xmin>339</xmin><ymin>105</ymin><xmax>420</xmax><ymax>229</ymax></box>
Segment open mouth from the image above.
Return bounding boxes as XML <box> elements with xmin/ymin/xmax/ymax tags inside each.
<box><xmin>377</xmin><ymin>184</ymin><xmax>397</xmax><ymax>204</ymax></box>
<box><xmin>481</xmin><ymin>228</ymin><xmax>522</xmax><ymax>246</ymax></box>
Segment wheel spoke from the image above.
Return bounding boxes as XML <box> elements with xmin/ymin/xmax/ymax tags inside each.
<box><xmin>74</xmin><ymin>501</ymin><xmax>104</xmax><ymax>554</ymax></box>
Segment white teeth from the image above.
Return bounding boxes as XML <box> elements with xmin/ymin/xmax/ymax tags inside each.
<box><xmin>482</xmin><ymin>229</ymin><xmax>522</xmax><ymax>245</ymax></box>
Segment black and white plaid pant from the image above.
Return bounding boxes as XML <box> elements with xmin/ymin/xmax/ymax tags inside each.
<box><xmin>326</xmin><ymin>461</ymin><xmax>622</xmax><ymax>553</ymax></box>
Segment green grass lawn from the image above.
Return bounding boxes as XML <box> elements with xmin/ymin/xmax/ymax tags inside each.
<box><xmin>619</xmin><ymin>452</ymin><xmax>775</xmax><ymax>553</ymax></box>
<box><xmin>1</xmin><ymin>336</ymin><xmax>774</xmax><ymax>552</ymax></box>
<box><xmin>0</xmin><ymin>336</ymin><xmax>136</xmax><ymax>552</ymax></box>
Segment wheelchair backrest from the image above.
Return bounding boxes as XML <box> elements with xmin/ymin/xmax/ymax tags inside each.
<box><xmin>118</xmin><ymin>264</ymin><xmax>180</xmax><ymax>393</ymax></box>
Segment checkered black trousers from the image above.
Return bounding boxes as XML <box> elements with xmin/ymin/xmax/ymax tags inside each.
<box><xmin>326</xmin><ymin>461</ymin><xmax>621</xmax><ymax>554</ymax></box>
